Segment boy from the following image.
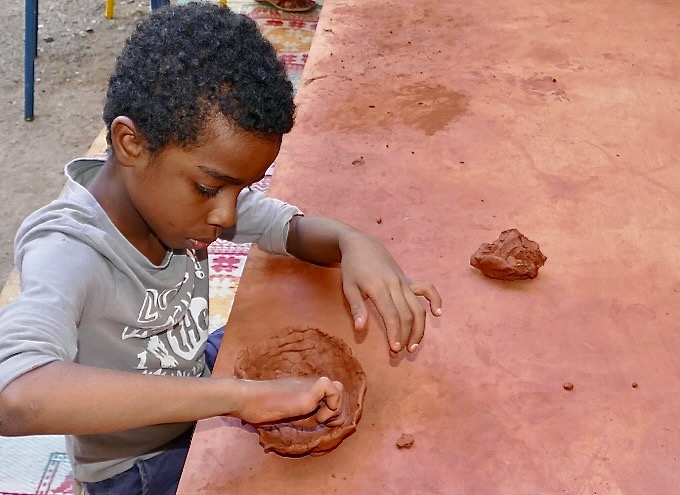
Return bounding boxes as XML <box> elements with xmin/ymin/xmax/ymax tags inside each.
<box><xmin>0</xmin><ymin>3</ymin><xmax>441</xmax><ymax>494</ymax></box>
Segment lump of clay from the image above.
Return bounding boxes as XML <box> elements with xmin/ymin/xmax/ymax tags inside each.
<box><xmin>233</xmin><ymin>327</ymin><xmax>367</xmax><ymax>456</ymax></box>
<box><xmin>470</xmin><ymin>229</ymin><xmax>546</xmax><ymax>280</ymax></box>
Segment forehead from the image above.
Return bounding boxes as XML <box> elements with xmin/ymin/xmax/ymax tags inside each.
<box><xmin>157</xmin><ymin>118</ymin><xmax>282</xmax><ymax>182</ymax></box>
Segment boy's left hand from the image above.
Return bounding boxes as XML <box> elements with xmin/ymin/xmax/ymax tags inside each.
<box><xmin>339</xmin><ymin>232</ymin><xmax>442</xmax><ymax>354</ymax></box>
<box><xmin>286</xmin><ymin>216</ymin><xmax>442</xmax><ymax>355</ymax></box>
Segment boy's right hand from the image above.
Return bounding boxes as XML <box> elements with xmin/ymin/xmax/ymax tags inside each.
<box><xmin>232</xmin><ymin>376</ymin><xmax>347</xmax><ymax>426</ymax></box>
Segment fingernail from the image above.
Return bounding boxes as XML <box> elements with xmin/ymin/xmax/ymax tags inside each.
<box><xmin>435</xmin><ymin>307</ymin><xmax>442</xmax><ymax>316</ymax></box>
<box><xmin>393</xmin><ymin>342</ymin><xmax>401</xmax><ymax>351</ymax></box>
<box><xmin>354</xmin><ymin>317</ymin><xmax>362</xmax><ymax>328</ymax></box>
<box><xmin>410</xmin><ymin>343</ymin><xmax>418</xmax><ymax>352</ymax></box>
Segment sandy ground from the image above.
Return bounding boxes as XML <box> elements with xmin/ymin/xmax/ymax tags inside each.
<box><xmin>0</xmin><ymin>1</ymin><xmax>148</xmax><ymax>286</ymax></box>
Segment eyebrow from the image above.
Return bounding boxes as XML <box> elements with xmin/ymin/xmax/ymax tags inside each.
<box><xmin>198</xmin><ymin>165</ymin><xmax>243</xmax><ymax>185</ymax></box>
<box><xmin>197</xmin><ymin>165</ymin><xmax>267</xmax><ymax>187</ymax></box>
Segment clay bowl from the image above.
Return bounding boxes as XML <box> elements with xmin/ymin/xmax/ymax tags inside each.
<box><xmin>233</xmin><ymin>327</ymin><xmax>367</xmax><ymax>456</ymax></box>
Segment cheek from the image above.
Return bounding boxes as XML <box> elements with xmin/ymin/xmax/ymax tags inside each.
<box><xmin>168</xmin><ymin>197</ymin><xmax>211</xmax><ymax>226</ymax></box>
<box><xmin>138</xmin><ymin>182</ymin><xmax>201</xmax><ymax>228</ymax></box>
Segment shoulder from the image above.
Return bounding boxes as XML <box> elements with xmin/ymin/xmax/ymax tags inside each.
<box><xmin>17</xmin><ymin>231</ymin><xmax>109</xmax><ymax>295</ymax></box>
<box><xmin>18</xmin><ymin>230</ymin><xmax>105</xmax><ymax>269</ymax></box>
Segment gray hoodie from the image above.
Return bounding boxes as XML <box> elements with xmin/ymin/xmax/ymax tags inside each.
<box><xmin>0</xmin><ymin>158</ymin><xmax>301</xmax><ymax>482</ymax></box>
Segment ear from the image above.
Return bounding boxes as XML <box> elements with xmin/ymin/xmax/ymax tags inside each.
<box><xmin>109</xmin><ymin>116</ymin><xmax>149</xmax><ymax>167</ymax></box>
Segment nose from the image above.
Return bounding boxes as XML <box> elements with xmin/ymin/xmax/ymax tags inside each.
<box><xmin>206</xmin><ymin>195</ymin><xmax>237</xmax><ymax>229</ymax></box>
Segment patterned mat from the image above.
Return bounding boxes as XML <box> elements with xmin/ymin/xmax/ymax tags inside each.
<box><xmin>0</xmin><ymin>1</ymin><xmax>320</xmax><ymax>493</ymax></box>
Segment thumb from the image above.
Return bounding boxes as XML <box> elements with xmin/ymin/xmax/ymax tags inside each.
<box><xmin>343</xmin><ymin>282</ymin><xmax>368</xmax><ymax>331</ymax></box>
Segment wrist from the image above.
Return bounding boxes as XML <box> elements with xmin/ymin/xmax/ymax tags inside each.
<box><xmin>338</xmin><ymin>229</ymin><xmax>378</xmax><ymax>258</ymax></box>
<box><xmin>214</xmin><ymin>377</ymin><xmax>249</xmax><ymax>418</ymax></box>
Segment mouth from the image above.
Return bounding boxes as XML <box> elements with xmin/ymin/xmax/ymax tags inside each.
<box><xmin>188</xmin><ymin>238</ymin><xmax>217</xmax><ymax>250</ymax></box>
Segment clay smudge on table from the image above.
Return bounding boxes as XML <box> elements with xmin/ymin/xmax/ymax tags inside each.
<box><xmin>234</xmin><ymin>327</ymin><xmax>367</xmax><ymax>456</ymax></box>
<box><xmin>470</xmin><ymin>229</ymin><xmax>547</xmax><ymax>280</ymax></box>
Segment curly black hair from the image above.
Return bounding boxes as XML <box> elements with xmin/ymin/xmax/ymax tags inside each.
<box><xmin>103</xmin><ymin>2</ymin><xmax>295</xmax><ymax>152</ymax></box>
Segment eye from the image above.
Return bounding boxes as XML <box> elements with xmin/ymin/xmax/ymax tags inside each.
<box><xmin>195</xmin><ymin>184</ymin><xmax>221</xmax><ymax>198</ymax></box>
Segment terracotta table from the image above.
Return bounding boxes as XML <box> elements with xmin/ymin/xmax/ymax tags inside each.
<box><xmin>177</xmin><ymin>0</ymin><xmax>680</xmax><ymax>493</ymax></box>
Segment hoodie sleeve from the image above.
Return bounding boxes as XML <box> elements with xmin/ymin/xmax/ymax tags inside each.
<box><xmin>218</xmin><ymin>188</ymin><xmax>302</xmax><ymax>255</ymax></box>
<box><xmin>0</xmin><ymin>232</ymin><xmax>95</xmax><ymax>392</ymax></box>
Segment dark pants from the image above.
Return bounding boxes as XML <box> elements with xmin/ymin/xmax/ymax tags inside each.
<box><xmin>83</xmin><ymin>327</ymin><xmax>225</xmax><ymax>495</ymax></box>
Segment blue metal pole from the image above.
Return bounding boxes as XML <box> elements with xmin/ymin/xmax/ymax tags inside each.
<box><xmin>24</xmin><ymin>0</ymin><xmax>37</xmax><ymax>121</ymax></box>
<box><xmin>151</xmin><ymin>0</ymin><xmax>169</xmax><ymax>10</ymax></box>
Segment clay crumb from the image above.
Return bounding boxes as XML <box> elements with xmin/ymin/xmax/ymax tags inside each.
<box><xmin>396</xmin><ymin>433</ymin><xmax>415</xmax><ymax>449</ymax></box>
<box><xmin>376</xmin><ymin>218</ymin><xmax>382</xmax><ymax>224</ymax></box>
<box><xmin>632</xmin><ymin>382</ymin><xmax>639</xmax><ymax>388</ymax></box>
<box><xmin>563</xmin><ymin>382</ymin><xmax>574</xmax><ymax>391</ymax></box>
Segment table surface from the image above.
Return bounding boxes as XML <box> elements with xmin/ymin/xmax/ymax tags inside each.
<box><xmin>177</xmin><ymin>0</ymin><xmax>680</xmax><ymax>493</ymax></box>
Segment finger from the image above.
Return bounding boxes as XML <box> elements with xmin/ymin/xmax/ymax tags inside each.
<box><xmin>317</xmin><ymin>377</ymin><xmax>343</xmax><ymax>411</ymax></box>
<box><xmin>314</xmin><ymin>380</ymin><xmax>344</xmax><ymax>424</ymax></box>
<box><xmin>372</xmin><ymin>291</ymin><xmax>403</xmax><ymax>353</ymax></box>
<box><xmin>403</xmin><ymin>289</ymin><xmax>426</xmax><ymax>352</ymax></box>
<box><xmin>315</xmin><ymin>405</ymin><xmax>340</xmax><ymax>424</ymax></box>
<box><xmin>343</xmin><ymin>282</ymin><xmax>369</xmax><ymax>331</ymax></box>
<box><xmin>320</xmin><ymin>381</ymin><xmax>347</xmax><ymax>426</ymax></box>
<box><xmin>326</xmin><ymin>380</ymin><xmax>344</xmax><ymax>412</ymax></box>
<box><xmin>324</xmin><ymin>397</ymin><xmax>348</xmax><ymax>427</ymax></box>
<box><xmin>324</xmin><ymin>415</ymin><xmax>346</xmax><ymax>428</ymax></box>
<box><xmin>387</xmin><ymin>286</ymin><xmax>417</xmax><ymax>352</ymax></box>
<box><xmin>410</xmin><ymin>280</ymin><xmax>443</xmax><ymax>317</ymax></box>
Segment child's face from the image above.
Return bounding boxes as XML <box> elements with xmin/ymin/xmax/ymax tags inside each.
<box><xmin>126</xmin><ymin>119</ymin><xmax>281</xmax><ymax>252</ymax></box>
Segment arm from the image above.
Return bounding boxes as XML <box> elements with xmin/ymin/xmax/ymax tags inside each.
<box><xmin>220</xmin><ymin>190</ymin><xmax>442</xmax><ymax>351</ymax></box>
<box><xmin>0</xmin><ymin>361</ymin><xmax>344</xmax><ymax>435</ymax></box>
<box><xmin>286</xmin><ymin>216</ymin><xmax>442</xmax><ymax>354</ymax></box>
<box><xmin>0</xmin><ymin>229</ymin><xmax>343</xmax><ymax>436</ymax></box>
